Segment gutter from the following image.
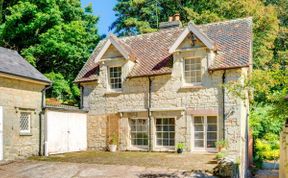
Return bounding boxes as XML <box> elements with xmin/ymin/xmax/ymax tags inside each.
<box><xmin>148</xmin><ymin>77</ymin><xmax>152</xmax><ymax>151</ymax></box>
<box><xmin>222</xmin><ymin>70</ymin><xmax>226</xmax><ymax>139</ymax></box>
<box><xmin>39</xmin><ymin>84</ymin><xmax>52</xmax><ymax>156</ymax></box>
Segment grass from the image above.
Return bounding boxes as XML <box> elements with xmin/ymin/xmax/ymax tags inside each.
<box><xmin>30</xmin><ymin>151</ymin><xmax>217</xmax><ymax>171</ymax></box>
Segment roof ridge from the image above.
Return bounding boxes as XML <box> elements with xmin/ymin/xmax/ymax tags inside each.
<box><xmin>199</xmin><ymin>17</ymin><xmax>253</xmax><ymax>27</ymax></box>
<box><xmin>119</xmin><ymin>27</ymin><xmax>183</xmax><ymax>40</ymax></box>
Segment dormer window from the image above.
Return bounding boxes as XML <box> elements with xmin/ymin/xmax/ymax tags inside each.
<box><xmin>109</xmin><ymin>66</ymin><xmax>122</xmax><ymax>90</ymax></box>
<box><xmin>184</xmin><ymin>58</ymin><xmax>202</xmax><ymax>84</ymax></box>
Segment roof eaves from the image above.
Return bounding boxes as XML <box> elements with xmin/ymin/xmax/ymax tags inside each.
<box><xmin>0</xmin><ymin>71</ymin><xmax>51</xmax><ymax>84</ymax></box>
<box><xmin>208</xmin><ymin>64</ymin><xmax>250</xmax><ymax>71</ymax></box>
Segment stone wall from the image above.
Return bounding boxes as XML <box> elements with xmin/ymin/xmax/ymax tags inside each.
<box><xmin>87</xmin><ymin>114</ymin><xmax>107</xmax><ymax>150</ymax></box>
<box><xmin>0</xmin><ymin>76</ymin><xmax>45</xmax><ymax>160</ymax></box>
<box><xmin>280</xmin><ymin>124</ymin><xmax>288</xmax><ymax>178</ymax></box>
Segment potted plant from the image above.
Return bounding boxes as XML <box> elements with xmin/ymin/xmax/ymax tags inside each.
<box><xmin>176</xmin><ymin>142</ymin><xmax>185</xmax><ymax>154</ymax></box>
<box><xmin>108</xmin><ymin>133</ymin><xmax>118</xmax><ymax>152</ymax></box>
<box><xmin>215</xmin><ymin>140</ymin><xmax>228</xmax><ymax>152</ymax></box>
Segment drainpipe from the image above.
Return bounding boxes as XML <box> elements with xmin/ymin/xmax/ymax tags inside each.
<box><xmin>39</xmin><ymin>84</ymin><xmax>52</xmax><ymax>156</ymax></box>
<box><xmin>222</xmin><ymin>70</ymin><xmax>226</xmax><ymax>140</ymax></box>
<box><xmin>148</xmin><ymin>77</ymin><xmax>152</xmax><ymax>151</ymax></box>
<box><xmin>79</xmin><ymin>85</ymin><xmax>84</xmax><ymax>109</ymax></box>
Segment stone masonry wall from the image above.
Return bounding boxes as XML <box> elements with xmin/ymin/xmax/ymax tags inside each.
<box><xmin>83</xmin><ymin>49</ymin><xmax>248</xmax><ymax>155</ymax></box>
<box><xmin>0</xmin><ymin>76</ymin><xmax>45</xmax><ymax>160</ymax></box>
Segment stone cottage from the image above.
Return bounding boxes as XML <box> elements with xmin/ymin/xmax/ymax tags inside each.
<box><xmin>0</xmin><ymin>47</ymin><xmax>51</xmax><ymax>160</ymax></box>
<box><xmin>75</xmin><ymin>16</ymin><xmax>252</xmax><ymax>176</ymax></box>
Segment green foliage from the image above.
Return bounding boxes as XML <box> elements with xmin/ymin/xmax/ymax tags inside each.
<box><xmin>109</xmin><ymin>133</ymin><xmax>118</xmax><ymax>145</ymax></box>
<box><xmin>215</xmin><ymin>152</ymin><xmax>226</xmax><ymax>160</ymax></box>
<box><xmin>45</xmin><ymin>72</ymin><xmax>79</xmax><ymax>104</ymax></box>
<box><xmin>215</xmin><ymin>139</ymin><xmax>228</xmax><ymax>149</ymax></box>
<box><xmin>254</xmin><ymin>133</ymin><xmax>280</xmax><ymax>167</ymax></box>
<box><xmin>250</xmin><ymin>104</ymin><xmax>285</xmax><ymax>138</ymax></box>
<box><xmin>0</xmin><ymin>0</ymin><xmax>100</xmax><ymax>103</ymax></box>
<box><xmin>176</xmin><ymin>142</ymin><xmax>185</xmax><ymax>150</ymax></box>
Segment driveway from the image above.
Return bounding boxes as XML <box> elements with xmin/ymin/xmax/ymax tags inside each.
<box><xmin>0</xmin><ymin>160</ymin><xmax>216</xmax><ymax>178</ymax></box>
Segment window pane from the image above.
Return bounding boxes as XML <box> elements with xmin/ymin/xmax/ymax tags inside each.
<box><xmin>156</xmin><ymin>118</ymin><xmax>175</xmax><ymax>146</ymax></box>
<box><xmin>207</xmin><ymin>141</ymin><xmax>216</xmax><ymax>148</ymax></box>
<box><xmin>184</xmin><ymin>58</ymin><xmax>202</xmax><ymax>84</ymax></box>
<box><xmin>195</xmin><ymin>140</ymin><xmax>204</xmax><ymax>147</ymax></box>
<box><xmin>207</xmin><ymin>125</ymin><xmax>217</xmax><ymax>131</ymax></box>
<box><xmin>194</xmin><ymin>132</ymin><xmax>204</xmax><ymax>139</ymax></box>
<box><xmin>20</xmin><ymin>112</ymin><xmax>30</xmax><ymax>133</ymax></box>
<box><xmin>194</xmin><ymin>125</ymin><xmax>204</xmax><ymax>131</ymax></box>
<box><xmin>130</xmin><ymin>119</ymin><xmax>148</xmax><ymax>146</ymax></box>
<box><xmin>207</xmin><ymin>132</ymin><xmax>217</xmax><ymax>140</ymax></box>
<box><xmin>109</xmin><ymin>66</ymin><xmax>122</xmax><ymax>89</ymax></box>
<box><xmin>207</xmin><ymin>116</ymin><xmax>217</xmax><ymax>123</ymax></box>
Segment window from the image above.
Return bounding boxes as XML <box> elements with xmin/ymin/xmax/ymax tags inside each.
<box><xmin>184</xmin><ymin>58</ymin><xmax>202</xmax><ymax>84</ymax></box>
<box><xmin>193</xmin><ymin>116</ymin><xmax>217</xmax><ymax>150</ymax></box>
<box><xmin>156</xmin><ymin>118</ymin><xmax>175</xmax><ymax>146</ymax></box>
<box><xmin>20</xmin><ymin>112</ymin><xmax>31</xmax><ymax>134</ymax></box>
<box><xmin>130</xmin><ymin>119</ymin><xmax>148</xmax><ymax>146</ymax></box>
<box><xmin>109</xmin><ymin>66</ymin><xmax>122</xmax><ymax>90</ymax></box>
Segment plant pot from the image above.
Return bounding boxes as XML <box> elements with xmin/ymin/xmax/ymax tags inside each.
<box><xmin>177</xmin><ymin>148</ymin><xmax>183</xmax><ymax>154</ymax></box>
<box><xmin>217</xmin><ymin>146</ymin><xmax>223</xmax><ymax>152</ymax></box>
<box><xmin>109</xmin><ymin>144</ymin><xmax>117</xmax><ymax>152</ymax></box>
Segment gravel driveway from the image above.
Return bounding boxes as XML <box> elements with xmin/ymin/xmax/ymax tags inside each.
<box><xmin>0</xmin><ymin>160</ymin><xmax>216</xmax><ymax>178</ymax></box>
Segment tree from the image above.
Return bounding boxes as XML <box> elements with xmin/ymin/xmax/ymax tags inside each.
<box><xmin>0</xmin><ymin>0</ymin><xmax>100</xmax><ymax>104</ymax></box>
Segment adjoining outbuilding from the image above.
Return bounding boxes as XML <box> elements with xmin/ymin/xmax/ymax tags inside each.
<box><xmin>0</xmin><ymin>47</ymin><xmax>51</xmax><ymax>160</ymax></box>
<box><xmin>44</xmin><ymin>104</ymin><xmax>88</xmax><ymax>155</ymax></box>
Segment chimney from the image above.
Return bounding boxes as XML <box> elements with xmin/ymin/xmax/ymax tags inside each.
<box><xmin>159</xmin><ymin>13</ymin><xmax>182</xmax><ymax>30</ymax></box>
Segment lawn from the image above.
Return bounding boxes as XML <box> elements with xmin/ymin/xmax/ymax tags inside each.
<box><xmin>30</xmin><ymin>151</ymin><xmax>217</xmax><ymax>172</ymax></box>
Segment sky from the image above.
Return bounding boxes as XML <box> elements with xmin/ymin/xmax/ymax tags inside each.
<box><xmin>81</xmin><ymin>0</ymin><xmax>117</xmax><ymax>35</ymax></box>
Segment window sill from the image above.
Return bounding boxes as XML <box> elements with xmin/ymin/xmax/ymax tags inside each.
<box><xmin>180</xmin><ymin>84</ymin><xmax>205</xmax><ymax>90</ymax></box>
<box><xmin>19</xmin><ymin>132</ymin><xmax>32</xmax><ymax>136</ymax></box>
<box><xmin>104</xmin><ymin>90</ymin><xmax>123</xmax><ymax>96</ymax></box>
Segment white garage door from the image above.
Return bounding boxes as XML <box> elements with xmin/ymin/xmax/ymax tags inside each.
<box><xmin>0</xmin><ymin>106</ymin><xmax>3</xmax><ymax>160</ymax></box>
<box><xmin>46</xmin><ymin>110</ymin><xmax>87</xmax><ymax>155</ymax></box>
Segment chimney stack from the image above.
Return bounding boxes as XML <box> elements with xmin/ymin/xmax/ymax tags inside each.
<box><xmin>159</xmin><ymin>13</ymin><xmax>182</xmax><ymax>30</ymax></box>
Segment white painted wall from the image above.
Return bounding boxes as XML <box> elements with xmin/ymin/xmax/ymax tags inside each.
<box><xmin>45</xmin><ymin>110</ymin><xmax>87</xmax><ymax>155</ymax></box>
<box><xmin>0</xmin><ymin>106</ymin><xmax>3</xmax><ymax>160</ymax></box>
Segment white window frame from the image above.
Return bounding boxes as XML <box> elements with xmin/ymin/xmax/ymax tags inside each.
<box><xmin>129</xmin><ymin>118</ymin><xmax>149</xmax><ymax>148</ymax></box>
<box><xmin>183</xmin><ymin>57</ymin><xmax>202</xmax><ymax>86</ymax></box>
<box><xmin>19</xmin><ymin>112</ymin><xmax>31</xmax><ymax>135</ymax></box>
<box><xmin>192</xmin><ymin>115</ymin><xmax>218</xmax><ymax>152</ymax></box>
<box><xmin>155</xmin><ymin>117</ymin><xmax>176</xmax><ymax>149</ymax></box>
<box><xmin>108</xmin><ymin>65</ymin><xmax>122</xmax><ymax>91</ymax></box>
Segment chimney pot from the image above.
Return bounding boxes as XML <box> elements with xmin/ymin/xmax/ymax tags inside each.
<box><xmin>174</xmin><ymin>13</ymin><xmax>180</xmax><ymax>21</ymax></box>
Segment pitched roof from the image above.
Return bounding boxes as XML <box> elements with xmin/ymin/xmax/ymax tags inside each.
<box><xmin>0</xmin><ymin>47</ymin><xmax>51</xmax><ymax>84</ymax></box>
<box><xmin>75</xmin><ymin>17</ymin><xmax>252</xmax><ymax>83</ymax></box>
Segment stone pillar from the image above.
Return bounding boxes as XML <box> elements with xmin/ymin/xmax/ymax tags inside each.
<box><xmin>280</xmin><ymin>120</ymin><xmax>288</xmax><ymax>178</ymax></box>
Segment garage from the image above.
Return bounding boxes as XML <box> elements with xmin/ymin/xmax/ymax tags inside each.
<box><xmin>45</xmin><ymin>107</ymin><xmax>87</xmax><ymax>155</ymax></box>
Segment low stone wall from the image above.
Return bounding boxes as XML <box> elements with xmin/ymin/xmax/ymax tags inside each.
<box><xmin>280</xmin><ymin>122</ymin><xmax>288</xmax><ymax>178</ymax></box>
<box><xmin>213</xmin><ymin>155</ymin><xmax>240</xmax><ymax>177</ymax></box>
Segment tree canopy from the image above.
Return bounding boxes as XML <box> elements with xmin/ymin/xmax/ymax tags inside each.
<box><xmin>0</xmin><ymin>0</ymin><xmax>100</xmax><ymax>103</ymax></box>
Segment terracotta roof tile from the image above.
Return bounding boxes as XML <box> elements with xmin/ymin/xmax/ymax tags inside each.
<box><xmin>75</xmin><ymin>17</ymin><xmax>252</xmax><ymax>83</ymax></box>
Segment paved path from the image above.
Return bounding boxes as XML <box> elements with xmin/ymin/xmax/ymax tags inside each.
<box><xmin>0</xmin><ymin>160</ymin><xmax>215</xmax><ymax>178</ymax></box>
